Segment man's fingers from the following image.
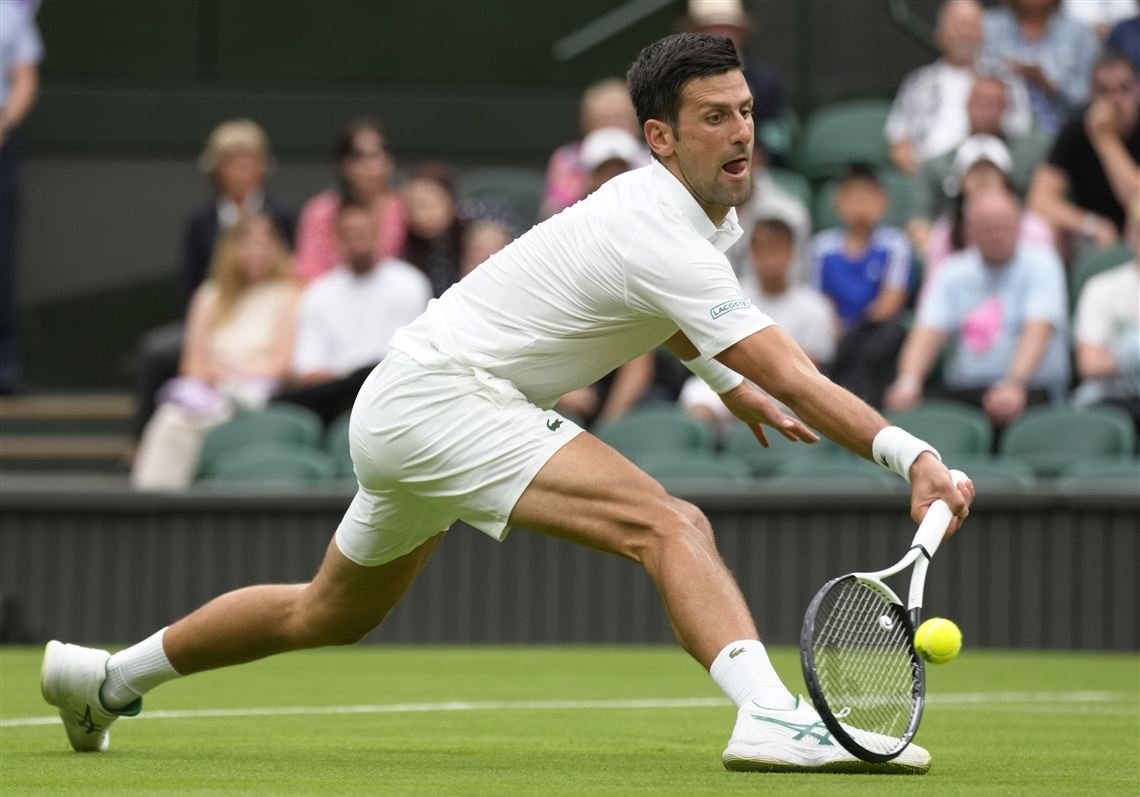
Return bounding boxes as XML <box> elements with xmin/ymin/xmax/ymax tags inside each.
<box><xmin>751</xmin><ymin>424</ymin><xmax>771</xmax><ymax>448</ymax></box>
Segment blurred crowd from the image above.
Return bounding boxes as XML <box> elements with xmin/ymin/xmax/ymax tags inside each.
<box><xmin>1</xmin><ymin>0</ymin><xmax>1136</xmax><ymax>488</ymax></box>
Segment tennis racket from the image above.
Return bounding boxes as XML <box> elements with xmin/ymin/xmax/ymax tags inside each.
<box><xmin>799</xmin><ymin>469</ymin><xmax>968</xmax><ymax>764</ymax></box>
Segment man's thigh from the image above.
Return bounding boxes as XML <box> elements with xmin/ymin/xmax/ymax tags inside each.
<box><xmin>508</xmin><ymin>433</ymin><xmax>687</xmax><ymax>562</ymax></box>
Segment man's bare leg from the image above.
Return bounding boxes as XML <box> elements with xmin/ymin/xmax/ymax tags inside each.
<box><xmin>510</xmin><ymin>434</ymin><xmax>757</xmax><ymax>669</ymax></box>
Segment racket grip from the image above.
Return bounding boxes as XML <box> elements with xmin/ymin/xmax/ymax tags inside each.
<box><xmin>909</xmin><ymin>469</ymin><xmax>969</xmax><ymax>559</ymax></box>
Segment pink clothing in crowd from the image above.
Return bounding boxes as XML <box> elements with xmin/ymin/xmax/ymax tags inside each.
<box><xmin>921</xmin><ymin>210</ymin><xmax>1055</xmax><ymax>300</ymax></box>
<box><xmin>293</xmin><ymin>190</ymin><xmax>407</xmax><ymax>282</ymax></box>
<box><xmin>541</xmin><ymin>141</ymin><xmax>589</xmax><ymax>217</ymax></box>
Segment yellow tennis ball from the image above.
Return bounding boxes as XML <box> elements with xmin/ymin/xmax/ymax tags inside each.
<box><xmin>914</xmin><ymin>618</ymin><xmax>962</xmax><ymax>664</ymax></box>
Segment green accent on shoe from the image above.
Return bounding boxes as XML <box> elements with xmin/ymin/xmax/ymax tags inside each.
<box><xmin>749</xmin><ymin>713</ymin><xmax>835</xmax><ymax>746</ymax></box>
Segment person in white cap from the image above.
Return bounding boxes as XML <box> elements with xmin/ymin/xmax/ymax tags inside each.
<box><xmin>920</xmin><ymin>133</ymin><xmax>1054</xmax><ymax>297</ymax></box>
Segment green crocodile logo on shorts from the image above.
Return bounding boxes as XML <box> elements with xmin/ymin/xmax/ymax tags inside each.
<box><xmin>547</xmin><ymin>419</ymin><xmax>563</xmax><ymax>431</ymax></box>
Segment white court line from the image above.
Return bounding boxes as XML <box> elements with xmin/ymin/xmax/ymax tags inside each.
<box><xmin>2</xmin><ymin>691</ymin><xmax>1136</xmax><ymax>729</ymax></box>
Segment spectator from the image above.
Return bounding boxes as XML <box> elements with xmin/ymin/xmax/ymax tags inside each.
<box><xmin>885</xmin><ymin>189</ymin><xmax>1069</xmax><ymax>427</ymax></box>
<box><xmin>888</xmin><ymin>0</ymin><xmax>1031</xmax><ymax>175</ymax></box>
<box><xmin>810</xmin><ymin>165</ymin><xmax>914</xmax><ymax>407</ymax></box>
<box><xmin>401</xmin><ymin>161</ymin><xmax>464</xmax><ymax>298</ymax></box>
<box><xmin>1063</xmin><ymin>0</ymin><xmax>1135</xmax><ymax>40</ymax></box>
<box><xmin>130</xmin><ymin>120</ymin><xmax>295</xmax><ymax>450</ymax></box>
<box><xmin>729</xmin><ymin>144</ymin><xmax>812</xmax><ymax>282</ymax></box>
<box><xmin>459</xmin><ymin>218</ymin><xmax>514</xmax><ymax>278</ymax></box>
<box><xmin>0</xmin><ymin>0</ymin><xmax>42</xmax><ymax>394</ymax></box>
<box><xmin>682</xmin><ymin>0</ymin><xmax>785</xmax><ymax>130</ymax></box>
<box><xmin>1072</xmin><ymin>197</ymin><xmax>1139</xmax><ymax>425</ymax></box>
<box><xmin>810</xmin><ymin>164</ymin><xmax>913</xmax><ymax>333</ymax></box>
<box><xmin>276</xmin><ymin>201</ymin><xmax>431</xmax><ymax>425</ymax></box>
<box><xmin>540</xmin><ymin>78</ymin><xmax>642</xmax><ymax>218</ymax></box>
<box><xmin>1028</xmin><ymin>52</ymin><xmax>1140</xmax><ymax>256</ymax></box>
<box><xmin>908</xmin><ymin>75</ymin><xmax>1039</xmax><ymax>250</ymax></box>
<box><xmin>922</xmin><ymin>135</ymin><xmax>1055</xmax><ymax>292</ymax></box>
<box><xmin>681</xmin><ymin>219</ymin><xmax>835</xmax><ymax>428</ymax></box>
<box><xmin>1107</xmin><ymin>3</ymin><xmax>1140</xmax><ymax>69</ymax></box>
<box><xmin>980</xmin><ymin>0</ymin><xmax>1099</xmax><ymax>134</ymax></box>
<box><xmin>295</xmin><ymin>119</ymin><xmax>406</xmax><ymax>282</ymax></box>
<box><xmin>132</xmin><ymin>215</ymin><xmax>300</xmax><ymax>489</ymax></box>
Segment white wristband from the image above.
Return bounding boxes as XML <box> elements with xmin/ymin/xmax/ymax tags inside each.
<box><xmin>872</xmin><ymin>425</ymin><xmax>941</xmax><ymax>483</ymax></box>
<box><xmin>682</xmin><ymin>356</ymin><xmax>744</xmax><ymax>395</ymax></box>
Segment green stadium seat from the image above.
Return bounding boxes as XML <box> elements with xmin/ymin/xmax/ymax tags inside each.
<box><xmin>999</xmin><ymin>405</ymin><xmax>1136</xmax><ymax>477</ymax></box>
<box><xmin>812</xmin><ymin>168</ymin><xmax>914</xmax><ymax>230</ymax></box>
<box><xmin>1068</xmin><ymin>244</ymin><xmax>1134</xmax><ymax>313</ymax></box>
<box><xmin>795</xmin><ymin>99</ymin><xmax>892</xmax><ymax>181</ymax></box>
<box><xmin>637</xmin><ymin>451</ymin><xmax>753</xmax><ymax>491</ymax></box>
<box><xmin>458</xmin><ymin>167</ymin><xmax>545</xmax><ymax>227</ymax></box>
<box><xmin>1057</xmin><ymin>457</ymin><xmax>1140</xmax><ymax>494</ymax></box>
<box><xmin>770</xmin><ymin>457</ymin><xmax>901</xmax><ymax>489</ymax></box>
<box><xmin>946</xmin><ymin>455</ymin><xmax>1037</xmax><ymax>492</ymax></box>
<box><xmin>199</xmin><ymin>404</ymin><xmax>323</xmax><ymax>474</ymax></box>
<box><xmin>757</xmin><ymin>108</ymin><xmax>800</xmax><ymax>163</ymax></box>
<box><xmin>767</xmin><ymin>168</ymin><xmax>812</xmax><ymax>207</ymax></box>
<box><xmin>199</xmin><ymin>443</ymin><xmax>338</xmax><ymax>484</ymax></box>
<box><xmin>325</xmin><ymin>411</ymin><xmax>354</xmax><ymax>477</ymax></box>
<box><xmin>594</xmin><ymin>407</ymin><xmax>713</xmax><ymax>459</ymax></box>
<box><xmin>886</xmin><ymin>400</ymin><xmax>993</xmax><ymax>457</ymax></box>
<box><xmin>724</xmin><ymin>423</ymin><xmax>845</xmax><ymax>476</ymax></box>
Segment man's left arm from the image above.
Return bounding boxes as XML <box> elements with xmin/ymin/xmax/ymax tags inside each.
<box><xmin>0</xmin><ymin>63</ymin><xmax>38</xmax><ymax>144</ymax></box>
<box><xmin>1086</xmin><ymin>101</ymin><xmax>1140</xmax><ymax>211</ymax></box>
<box><xmin>981</xmin><ymin>320</ymin><xmax>1054</xmax><ymax>425</ymax></box>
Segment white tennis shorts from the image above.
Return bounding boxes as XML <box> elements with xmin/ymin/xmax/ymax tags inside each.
<box><xmin>334</xmin><ymin>349</ymin><xmax>584</xmax><ymax>566</ymax></box>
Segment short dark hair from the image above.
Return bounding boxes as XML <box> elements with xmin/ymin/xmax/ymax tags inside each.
<box><xmin>838</xmin><ymin>161</ymin><xmax>883</xmax><ymax>189</ymax></box>
<box><xmin>1092</xmin><ymin>49</ymin><xmax>1140</xmax><ymax>81</ymax></box>
<box><xmin>626</xmin><ymin>33</ymin><xmax>742</xmax><ymax>135</ymax></box>
<box><xmin>335</xmin><ymin>118</ymin><xmax>388</xmax><ymax>163</ymax></box>
<box><xmin>751</xmin><ymin>218</ymin><xmax>795</xmax><ymax>247</ymax></box>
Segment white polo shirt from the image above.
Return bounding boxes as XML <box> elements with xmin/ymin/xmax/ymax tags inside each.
<box><xmin>390</xmin><ymin>161</ymin><xmax>773</xmax><ymax>409</ymax></box>
<box><xmin>293</xmin><ymin>258</ymin><xmax>432</xmax><ymax>377</ymax></box>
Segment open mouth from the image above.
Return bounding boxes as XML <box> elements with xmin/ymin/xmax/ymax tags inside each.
<box><xmin>722</xmin><ymin>156</ymin><xmax>749</xmax><ymax>178</ymax></box>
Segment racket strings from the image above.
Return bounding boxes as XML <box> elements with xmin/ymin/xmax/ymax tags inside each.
<box><xmin>811</xmin><ymin>579</ymin><xmax>917</xmax><ymax>754</ymax></box>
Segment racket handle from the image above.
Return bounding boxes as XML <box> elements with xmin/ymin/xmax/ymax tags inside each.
<box><xmin>909</xmin><ymin>469</ymin><xmax>969</xmax><ymax>559</ymax></box>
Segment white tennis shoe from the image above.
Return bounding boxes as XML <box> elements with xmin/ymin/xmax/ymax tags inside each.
<box><xmin>721</xmin><ymin>695</ymin><xmax>931</xmax><ymax>774</ymax></box>
<box><xmin>40</xmin><ymin>640</ymin><xmax>140</xmax><ymax>752</ymax></box>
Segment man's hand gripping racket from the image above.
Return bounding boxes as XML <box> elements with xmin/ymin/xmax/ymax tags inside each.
<box><xmin>799</xmin><ymin>469</ymin><xmax>971</xmax><ymax>764</ymax></box>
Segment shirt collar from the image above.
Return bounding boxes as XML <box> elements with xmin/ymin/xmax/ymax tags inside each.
<box><xmin>650</xmin><ymin>160</ymin><xmax>743</xmax><ymax>254</ymax></box>
<box><xmin>216</xmin><ymin>190</ymin><xmax>266</xmax><ymax>228</ymax></box>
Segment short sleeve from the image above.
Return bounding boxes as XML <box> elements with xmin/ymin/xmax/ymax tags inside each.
<box><xmin>1023</xmin><ymin>248</ymin><xmax>1068</xmax><ymax>327</ymax></box>
<box><xmin>1046</xmin><ymin>120</ymin><xmax>1082</xmax><ymax>173</ymax></box>
<box><xmin>915</xmin><ymin>257</ymin><xmax>959</xmax><ymax>331</ymax></box>
<box><xmin>291</xmin><ymin>287</ymin><xmax>327</xmax><ymax>375</ymax></box>
<box><xmin>15</xmin><ymin>14</ymin><xmax>44</xmax><ymax>65</ymax></box>
<box><xmin>625</xmin><ymin>243</ymin><xmax>773</xmax><ymax>360</ymax></box>
<box><xmin>884</xmin><ymin>73</ymin><xmax>918</xmax><ymax>145</ymax></box>
<box><xmin>1074</xmin><ymin>274</ymin><xmax>1114</xmax><ymax>346</ymax></box>
<box><xmin>881</xmin><ymin>230</ymin><xmax>914</xmax><ymax>291</ymax></box>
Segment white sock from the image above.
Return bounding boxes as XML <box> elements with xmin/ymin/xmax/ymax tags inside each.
<box><xmin>709</xmin><ymin>639</ymin><xmax>796</xmax><ymax>710</ymax></box>
<box><xmin>99</xmin><ymin>627</ymin><xmax>182</xmax><ymax>710</ymax></box>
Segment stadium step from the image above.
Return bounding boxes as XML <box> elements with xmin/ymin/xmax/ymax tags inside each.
<box><xmin>0</xmin><ymin>393</ymin><xmax>134</xmax><ymax>473</ymax></box>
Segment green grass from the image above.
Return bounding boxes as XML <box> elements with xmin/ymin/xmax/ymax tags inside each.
<box><xmin>2</xmin><ymin>646</ymin><xmax>1137</xmax><ymax>796</ymax></box>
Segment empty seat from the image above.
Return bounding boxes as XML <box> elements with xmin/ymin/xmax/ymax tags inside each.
<box><xmin>946</xmin><ymin>455</ymin><xmax>1037</xmax><ymax>492</ymax></box>
<box><xmin>1069</xmin><ymin>243</ymin><xmax>1133</xmax><ymax>313</ymax></box>
<box><xmin>796</xmin><ymin>99</ymin><xmax>892</xmax><ymax>181</ymax></box>
<box><xmin>886</xmin><ymin>400</ymin><xmax>993</xmax><ymax>457</ymax></box>
<box><xmin>637</xmin><ymin>451</ymin><xmax>753</xmax><ymax>491</ymax></box>
<box><xmin>595</xmin><ymin>407</ymin><xmax>713</xmax><ymax>459</ymax></box>
<box><xmin>724</xmin><ymin>423</ymin><xmax>844</xmax><ymax>476</ymax></box>
<box><xmin>1057</xmin><ymin>457</ymin><xmax>1140</xmax><ymax>494</ymax></box>
<box><xmin>199</xmin><ymin>404</ymin><xmax>323</xmax><ymax>473</ymax></box>
<box><xmin>199</xmin><ymin>443</ymin><xmax>338</xmax><ymax>484</ymax></box>
<box><xmin>770</xmin><ymin>457</ymin><xmax>901</xmax><ymax>489</ymax></box>
<box><xmin>999</xmin><ymin>405</ymin><xmax>1136</xmax><ymax>477</ymax></box>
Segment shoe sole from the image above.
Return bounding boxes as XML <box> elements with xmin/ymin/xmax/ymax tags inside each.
<box><xmin>723</xmin><ymin>753</ymin><xmax>930</xmax><ymax>775</ymax></box>
<box><xmin>40</xmin><ymin>640</ymin><xmax>63</xmax><ymax>707</ymax></box>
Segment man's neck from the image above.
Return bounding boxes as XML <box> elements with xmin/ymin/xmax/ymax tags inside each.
<box><xmin>758</xmin><ymin>277</ymin><xmax>788</xmax><ymax>296</ymax></box>
<box><xmin>844</xmin><ymin>226</ymin><xmax>873</xmax><ymax>253</ymax></box>
<box><xmin>661</xmin><ymin>159</ymin><xmax>730</xmax><ymax>227</ymax></box>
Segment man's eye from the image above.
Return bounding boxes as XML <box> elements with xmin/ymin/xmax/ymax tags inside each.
<box><xmin>707</xmin><ymin>114</ymin><xmax>722</xmax><ymax>124</ymax></box>
<box><xmin>741</xmin><ymin>108</ymin><xmax>753</xmax><ymax>119</ymax></box>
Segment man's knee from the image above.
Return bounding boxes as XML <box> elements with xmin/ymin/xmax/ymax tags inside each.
<box><xmin>631</xmin><ymin>496</ymin><xmax>716</xmax><ymax>567</ymax></box>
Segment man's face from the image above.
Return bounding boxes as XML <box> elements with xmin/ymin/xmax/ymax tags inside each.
<box><xmin>967</xmin><ymin>79</ymin><xmax>1007</xmax><ymax>135</ymax></box>
<box><xmin>937</xmin><ymin>1</ymin><xmax>983</xmax><ymax>65</ymax></box>
<box><xmin>967</xmin><ymin>191</ymin><xmax>1020</xmax><ymax>265</ymax></box>
<box><xmin>835</xmin><ymin>179</ymin><xmax>887</xmax><ymax>230</ymax></box>
<box><xmin>1091</xmin><ymin>64</ymin><xmax>1140</xmax><ymax>133</ymax></box>
<box><xmin>750</xmin><ymin>228</ymin><xmax>794</xmax><ymax>284</ymax></box>
<box><xmin>667</xmin><ymin>70</ymin><xmax>754</xmax><ymax>217</ymax></box>
<box><xmin>336</xmin><ymin>208</ymin><xmax>377</xmax><ymax>272</ymax></box>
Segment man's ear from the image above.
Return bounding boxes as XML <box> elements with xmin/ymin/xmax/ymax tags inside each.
<box><xmin>644</xmin><ymin>119</ymin><xmax>675</xmax><ymax>160</ymax></box>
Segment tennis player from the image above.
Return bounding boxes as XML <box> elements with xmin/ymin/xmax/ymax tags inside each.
<box><xmin>42</xmin><ymin>33</ymin><xmax>973</xmax><ymax>773</ymax></box>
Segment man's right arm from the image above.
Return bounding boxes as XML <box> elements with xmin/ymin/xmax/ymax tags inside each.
<box><xmin>1028</xmin><ymin>164</ymin><xmax>1118</xmax><ymax>246</ymax></box>
<box><xmin>884</xmin><ymin>325</ymin><xmax>948</xmax><ymax>411</ymax></box>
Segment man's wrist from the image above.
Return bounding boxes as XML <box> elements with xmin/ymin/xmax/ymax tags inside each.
<box><xmin>682</xmin><ymin>356</ymin><xmax>744</xmax><ymax>395</ymax></box>
<box><xmin>872</xmin><ymin>426</ymin><xmax>940</xmax><ymax>483</ymax></box>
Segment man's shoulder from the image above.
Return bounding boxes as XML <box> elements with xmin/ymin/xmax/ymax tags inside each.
<box><xmin>376</xmin><ymin>258</ymin><xmax>432</xmax><ymax>290</ymax></box>
<box><xmin>809</xmin><ymin>228</ymin><xmax>844</xmax><ymax>255</ymax></box>
<box><xmin>871</xmin><ymin>226</ymin><xmax>910</xmax><ymax>250</ymax></box>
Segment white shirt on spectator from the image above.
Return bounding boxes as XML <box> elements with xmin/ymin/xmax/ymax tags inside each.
<box><xmin>885</xmin><ymin>61</ymin><xmax>1032</xmax><ymax>163</ymax></box>
<box><xmin>1062</xmin><ymin>0</ymin><xmax>1136</xmax><ymax>29</ymax></box>
<box><xmin>0</xmin><ymin>0</ymin><xmax>43</xmax><ymax>106</ymax></box>
<box><xmin>1073</xmin><ymin>261</ymin><xmax>1140</xmax><ymax>405</ymax></box>
<box><xmin>293</xmin><ymin>258</ymin><xmax>432</xmax><ymax>378</ymax></box>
